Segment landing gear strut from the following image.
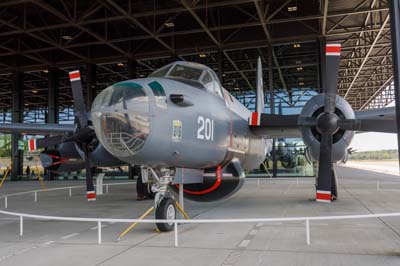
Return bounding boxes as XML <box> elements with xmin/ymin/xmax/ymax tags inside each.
<box><xmin>149</xmin><ymin>168</ymin><xmax>177</xmax><ymax>232</ymax></box>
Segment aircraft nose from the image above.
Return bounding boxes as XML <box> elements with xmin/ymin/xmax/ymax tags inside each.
<box><xmin>91</xmin><ymin>81</ymin><xmax>150</xmax><ymax>158</ymax></box>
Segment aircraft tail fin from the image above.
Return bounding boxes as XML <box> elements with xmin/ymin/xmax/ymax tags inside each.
<box><xmin>255</xmin><ymin>57</ymin><xmax>264</xmax><ymax>114</ymax></box>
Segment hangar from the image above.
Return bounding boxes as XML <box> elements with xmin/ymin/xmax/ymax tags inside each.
<box><xmin>0</xmin><ymin>0</ymin><xmax>397</xmax><ymax>180</ymax></box>
<box><xmin>0</xmin><ymin>1</ymin><xmax>400</xmax><ymax>265</ymax></box>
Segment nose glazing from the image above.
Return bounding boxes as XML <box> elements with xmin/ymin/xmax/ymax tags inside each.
<box><xmin>91</xmin><ymin>81</ymin><xmax>150</xmax><ymax>158</ymax></box>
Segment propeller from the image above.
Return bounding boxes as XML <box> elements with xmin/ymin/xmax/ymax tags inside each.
<box><xmin>29</xmin><ymin>70</ymin><xmax>97</xmax><ymax>201</ymax></box>
<box><xmin>251</xmin><ymin>43</ymin><xmax>397</xmax><ymax>201</ymax></box>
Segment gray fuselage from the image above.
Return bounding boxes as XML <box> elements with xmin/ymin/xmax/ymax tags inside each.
<box><xmin>91</xmin><ymin>77</ymin><xmax>269</xmax><ymax>172</ymax></box>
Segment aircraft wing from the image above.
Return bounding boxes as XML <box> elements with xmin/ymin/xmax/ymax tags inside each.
<box><xmin>248</xmin><ymin>113</ymin><xmax>302</xmax><ymax>138</ymax></box>
<box><xmin>354</xmin><ymin>106</ymin><xmax>395</xmax><ymax>120</ymax></box>
<box><xmin>0</xmin><ymin>123</ymin><xmax>75</xmax><ymax>135</ymax></box>
<box><xmin>248</xmin><ymin>108</ymin><xmax>398</xmax><ymax>138</ymax></box>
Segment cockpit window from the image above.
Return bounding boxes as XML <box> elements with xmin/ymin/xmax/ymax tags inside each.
<box><xmin>201</xmin><ymin>72</ymin><xmax>212</xmax><ymax>84</ymax></box>
<box><xmin>91</xmin><ymin>81</ymin><xmax>149</xmax><ymax>114</ymax></box>
<box><xmin>107</xmin><ymin>86</ymin><xmax>146</xmax><ymax>106</ymax></box>
<box><xmin>148</xmin><ymin>65</ymin><xmax>171</xmax><ymax>78</ymax></box>
<box><xmin>168</xmin><ymin>65</ymin><xmax>203</xmax><ymax>81</ymax></box>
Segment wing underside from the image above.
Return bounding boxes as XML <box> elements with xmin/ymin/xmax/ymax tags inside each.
<box><xmin>0</xmin><ymin>123</ymin><xmax>75</xmax><ymax>135</ymax></box>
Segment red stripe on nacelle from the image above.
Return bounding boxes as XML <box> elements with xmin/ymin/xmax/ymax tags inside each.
<box><xmin>316</xmin><ymin>192</ymin><xmax>331</xmax><ymax>201</ymax></box>
<box><xmin>326</xmin><ymin>45</ymin><xmax>341</xmax><ymax>54</ymax></box>
<box><xmin>181</xmin><ymin>166</ymin><xmax>222</xmax><ymax>195</ymax></box>
<box><xmin>69</xmin><ymin>71</ymin><xmax>80</xmax><ymax>80</ymax></box>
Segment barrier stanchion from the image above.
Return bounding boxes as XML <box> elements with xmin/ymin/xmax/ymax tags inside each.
<box><xmin>306</xmin><ymin>219</ymin><xmax>310</xmax><ymax>245</ymax></box>
<box><xmin>34</xmin><ymin>191</ymin><xmax>37</xmax><ymax>202</ymax></box>
<box><xmin>19</xmin><ymin>216</ymin><xmax>23</xmax><ymax>236</ymax></box>
<box><xmin>69</xmin><ymin>187</ymin><xmax>72</xmax><ymax>197</ymax></box>
<box><xmin>98</xmin><ymin>221</ymin><xmax>102</xmax><ymax>244</ymax></box>
<box><xmin>4</xmin><ymin>196</ymin><xmax>7</xmax><ymax>209</ymax></box>
<box><xmin>174</xmin><ymin>222</ymin><xmax>178</xmax><ymax>247</ymax></box>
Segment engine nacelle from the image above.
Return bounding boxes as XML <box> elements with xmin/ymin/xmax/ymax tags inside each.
<box><xmin>40</xmin><ymin>141</ymin><xmax>124</xmax><ymax>173</ymax></box>
<box><xmin>300</xmin><ymin>94</ymin><xmax>355</xmax><ymax>162</ymax></box>
<box><xmin>171</xmin><ymin>159</ymin><xmax>245</xmax><ymax>202</ymax></box>
<box><xmin>40</xmin><ymin>142</ymin><xmax>85</xmax><ymax>173</ymax></box>
<box><xmin>75</xmin><ymin>141</ymin><xmax>123</xmax><ymax>167</ymax></box>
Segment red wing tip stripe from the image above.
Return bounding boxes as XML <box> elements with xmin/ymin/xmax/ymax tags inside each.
<box><xmin>250</xmin><ymin>112</ymin><xmax>260</xmax><ymax>126</ymax></box>
<box><xmin>69</xmin><ymin>71</ymin><xmax>81</xmax><ymax>81</ymax></box>
<box><xmin>28</xmin><ymin>139</ymin><xmax>37</xmax><ymax>151</ymax></box>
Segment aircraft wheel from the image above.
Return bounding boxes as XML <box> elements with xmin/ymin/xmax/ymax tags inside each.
<box><xmin>156</xmin><ymin>197</ymin><xmax>176</xmax><ymax>232</ymax></box>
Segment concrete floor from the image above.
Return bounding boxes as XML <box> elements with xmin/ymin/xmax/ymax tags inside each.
<box><xmin>0</xmin><ymin>166</ymin><xmax>399</xmax><ymax>266</ymax></box>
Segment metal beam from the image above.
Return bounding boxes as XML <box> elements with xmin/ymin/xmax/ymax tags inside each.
<box><xmin>223</xmin><ymin>51</ymin><xmax>253</xmax><ymax>89</ymax></box>
<box><xmin>322</xmin><ymin>0</ymin><xmax>329</xmax><ymax>36</ymax></box>
<box><xmin>181</xmin><ymin>0</ymin><xmax>220</xmax><ymax>47</ymax></box>
<box><xmin>344</xmin><ymin>14</ymin><xmax>390</xmax><ymax>99</ymax></box>
<box><xmin>359</xmin><ymin>75</ymin><xmax>393</xmax><ymax>109</ymax></box>
<box><xmin>253</xmin><ymin>0</ymin><xmax>287</xmax><ymax>90</ymax></box>
<box><xmin>102</xmin><ymin>0</ymin><xmax>182</xmax><ymax>59</ymax></box>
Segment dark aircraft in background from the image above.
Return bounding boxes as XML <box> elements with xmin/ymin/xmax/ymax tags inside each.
<box><xmin>0</xmin><ymin>43</ymin><xmax>396</xmax><ymax>231</ymax></box>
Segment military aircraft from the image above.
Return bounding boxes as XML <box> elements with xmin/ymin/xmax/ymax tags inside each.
<box><xmin>0</xmin><ymin>43</ymin><xmax>397</xmax><ymax>231</ymax></box>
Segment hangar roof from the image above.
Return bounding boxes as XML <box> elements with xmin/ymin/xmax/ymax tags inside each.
<box><xmin>0</xmin><ymin>0</ymin><xmax>393</xmax><ymax>115</ymax></box>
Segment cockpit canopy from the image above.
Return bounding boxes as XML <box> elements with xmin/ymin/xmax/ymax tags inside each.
<box><xmin>149</xmin><ymin>61</ymin><xmax>224</xmax><ymax>98</ymax></box>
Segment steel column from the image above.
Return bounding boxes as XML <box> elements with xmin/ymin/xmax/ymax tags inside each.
<box><xmin>47</xmin><ymin>67</ymin><xmax>59</xmax><ymax>123</ymax></box>
<box><xmin>11</xmin><ymin>71</ymin><xmax>23</xmax><ymax>180</ymax></box>
<box><xmin>86</xmin><ymin>64</ymin><xmax>96</xmax><ymax>109</ymax></box>
<box><xmin>218</xmin><ymin>50</ymin><xmax>224</xmax><ymax>83</ymax></box>
<box><xmin>389</xmin><ymin>0</ymin><xmax>400</xmax><ymax>170</ymax></box>
<box><xmin>269</xmin><ymin>46</ymin><xmax>277</xmax><ymax>177</ymax></box>
<box><xmin>128</xmin><ymin>59</ymin><xmax>137</xmax><ymax>79</ymax></box>
<box><xmin>128</xmin><ymin>59</ymin><xmax>137</xmax><ymax>180</ymax></box>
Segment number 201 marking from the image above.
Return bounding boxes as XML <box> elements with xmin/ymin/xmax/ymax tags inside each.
<box><xmin>197</xmin><ymin>116</ymin><xmax>214</xmax><ymax>141</ymax></box>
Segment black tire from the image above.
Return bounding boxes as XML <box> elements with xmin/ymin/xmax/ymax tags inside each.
<box><xmin>331</xmin><ymin>169</ymin><xmax>338</xmax><ymax>201</ymax></box>
<box><xmin>156</xmin><ymin>197</ymin><xmax>176</xmax><ymax>232</ymax></box>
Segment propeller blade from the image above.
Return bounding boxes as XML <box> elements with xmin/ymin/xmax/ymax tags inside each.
<box><xmin>316</xmin><ymin>132</ymin><xmax>333</xmax><ymax>201</ymax></box>
<box><xmin>324</xmin><ymin>43</ymin><xmax>341</xmax><ymax>113</ymax></box>
<box><xmin>82</xmin><ymin>144</ymin><xmax>96</xmax><ymax>201</ymax></box>
<box><xmin>69</xmin><ymin>70</ymin><xmax>88</xmax><ymax>128</ymax></box>
<box><xmin>28</xmin><ymin>136</ymin><xmax>64</xmax><ymax>151</ymax></box>
<box><xmin>338</xmin><ymin>118</ymin><xmax>397</xmax><ymax>133</ymax></box>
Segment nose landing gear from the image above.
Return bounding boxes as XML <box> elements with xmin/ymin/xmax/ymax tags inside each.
<box><xmin>149</xmin><ymin>168</ymin><xmax>177</xmax><ymax>232</ymax></box>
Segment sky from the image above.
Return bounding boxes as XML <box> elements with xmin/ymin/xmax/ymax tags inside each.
<box><xmin>350</xmin><ymin>101</ymin><xmax>398</xmax><ymax>151</ymax></box>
